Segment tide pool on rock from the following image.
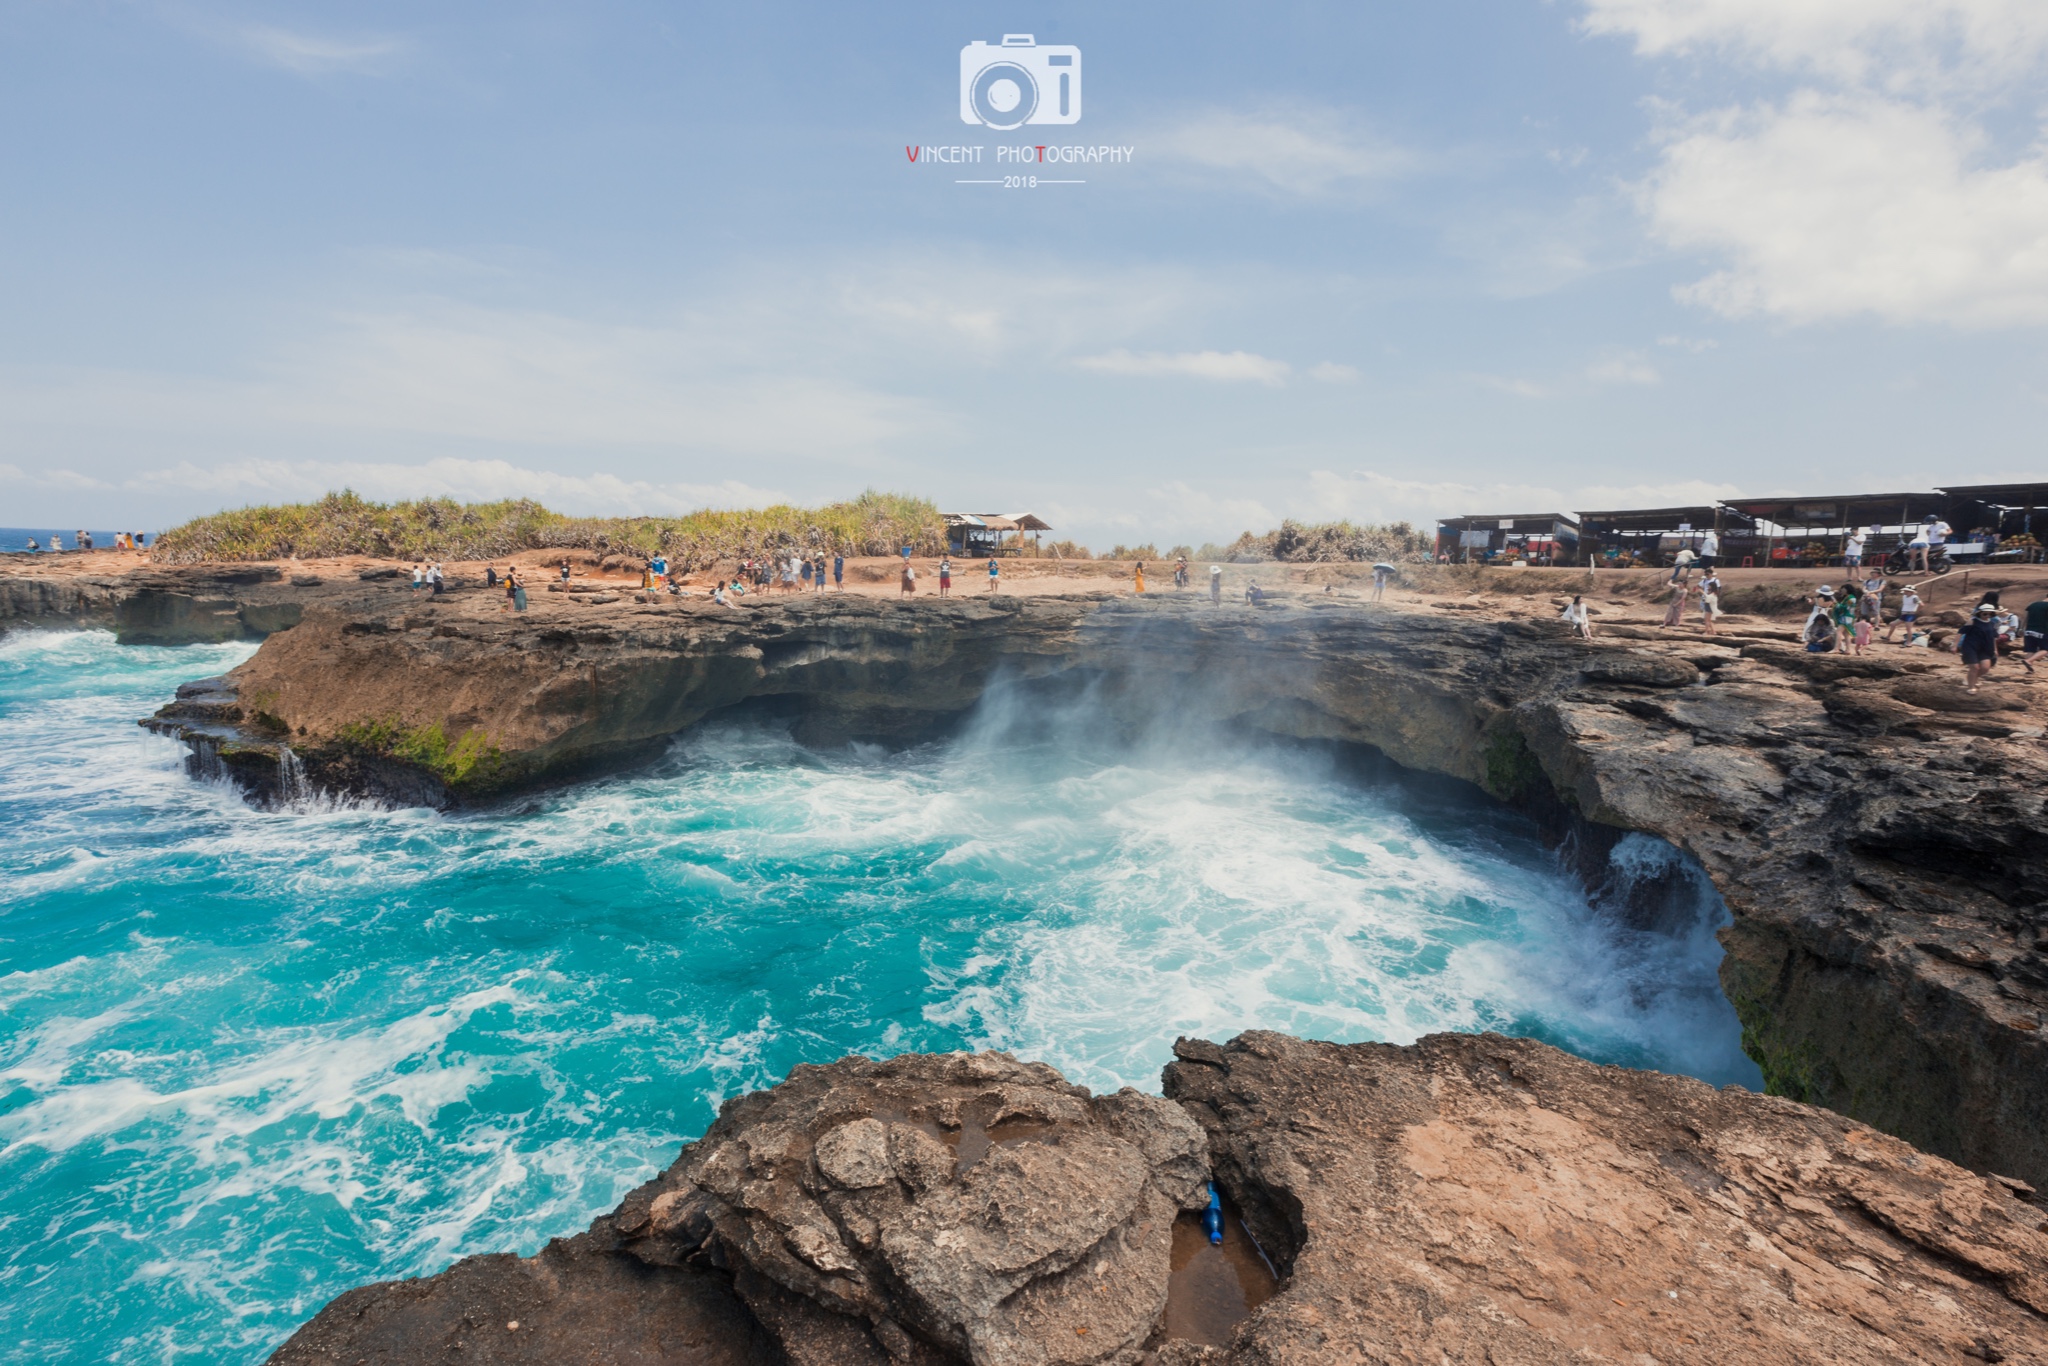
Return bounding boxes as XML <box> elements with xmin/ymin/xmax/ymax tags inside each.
<box><xmin>0</xmin><ymin>630</ymin><xmax>1760</xmax><ymax>1364</ymax></box>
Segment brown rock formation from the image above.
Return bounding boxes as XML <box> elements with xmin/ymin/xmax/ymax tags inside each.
<box><xmin>271</xmin><ymin>1036</ymin><xmax>2048</xmax><ymax>1365</ymax></box>
<box><xmin>1164</xmin><ymin>1030</ymin><xmax>2048</xmax><ymax>1365</ymax></box>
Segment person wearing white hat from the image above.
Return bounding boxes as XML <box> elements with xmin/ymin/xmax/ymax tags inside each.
<box><xmin>1803</xmin><ymin>586</ymin><xmax>1838</xmax><ymax>653</ymax></box>
<box><xmin>1209</xmin><ymin>564</ymin><xmax>1222</xmax><ymax>605</ymax></box>
<box><xmin>1883</xmin><ymin>584</ymin><xmax>1921</xmax><ymax>643</ymax></box>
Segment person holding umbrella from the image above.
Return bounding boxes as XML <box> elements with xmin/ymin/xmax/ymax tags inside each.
<box><xmin>1371</xmin><ymin>561</ymin><xmax>1395</xmax><ymax>602</ymax></box>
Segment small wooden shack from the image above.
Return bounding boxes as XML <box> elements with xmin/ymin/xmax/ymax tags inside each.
<box><xmin>944</xmin><ymin>512</ymin><xmax>1052</xmax><ymax>556</ymax></box>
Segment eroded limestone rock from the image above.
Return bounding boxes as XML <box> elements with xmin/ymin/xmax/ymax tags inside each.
<box><xmin>610</xmin><ymin>1050</ymin><xmax>1209</xmax><ymax>1366</ymax></box>
<box><xmin>1165</xmin><ymin>1030</ymin><xmax>2048</xmax><ymax>1365</ymax></box>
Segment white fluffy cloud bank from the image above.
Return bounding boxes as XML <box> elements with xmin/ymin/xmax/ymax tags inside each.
<box><xmin>1588</xmin><ymin>0</ymin><xmax>2048</xmax><ymax>327</ymax></box>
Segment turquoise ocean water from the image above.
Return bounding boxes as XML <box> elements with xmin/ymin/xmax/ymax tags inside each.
<box><xmin>0</xmin><ymin>631</ymin><xmax>1761</xmax><ymax>1363</ymax></box>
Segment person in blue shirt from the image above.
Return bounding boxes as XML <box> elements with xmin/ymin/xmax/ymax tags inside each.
<box><xmin>833</xmin><ymin>554</ymin><xmax>844</xmax><ymax>590</ymax></box>
<box><xmin>986</xmin><ymin>557</ymin><xmax>1000</xmax><ymax>592</ymax></box>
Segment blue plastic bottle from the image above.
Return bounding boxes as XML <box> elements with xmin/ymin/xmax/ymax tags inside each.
<box><xmin>1203</xmin><ymin>1182</ymin><xmax>1224</xmax><ymax>1245</ymax></box>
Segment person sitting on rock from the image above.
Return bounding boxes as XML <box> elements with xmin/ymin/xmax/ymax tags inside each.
<box><xmin>1561</xmin><ymin>594</ymin><xmax>1595</xmax><ymax>638</ymax></box>
<box><xmin>1803</xmin><ymin>587</ymin><xmax>1839</xmax><ymax>653</ymax></box>
<box><xmin>1245</xmin><ymin>580</ymin><xmax>1266</xmax><ymax>604</ymax></box>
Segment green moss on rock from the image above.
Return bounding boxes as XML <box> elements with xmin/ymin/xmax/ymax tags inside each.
<box><xmin>1481</xmin><ymin>726</ymin><xmax>1544</xmax><ymax>803</ymax></box>
<box><xmin>335</xmin><ymin>718</ymin><xmax>510</xmax><ymax>792</ymax></box>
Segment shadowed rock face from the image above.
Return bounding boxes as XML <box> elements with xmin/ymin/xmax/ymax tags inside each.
<box><xmin>270</xmin><ymin>1037</ymin><xmax>2048</xmax><ymax>1365</ymax></box>
<box><xmin>265</xmin><ymin>1234</ymin><xmax>781</xmax><ymax>1365</ymax></box>
<box><xmin>1164</xmin><ymin>1031</ymin><xmax>2048</xmax><ymax>1366</ymax></box>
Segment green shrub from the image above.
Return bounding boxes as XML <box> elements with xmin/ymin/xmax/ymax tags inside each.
<box><xmin>152</xmin><ymin>489</ymin><xmax>946</xmax><ymax>569</ymax></box>
<box><xmin>1207</xmin><ymin>519</ymin><xmax>1431</xmax><ymax>564</ymax></box>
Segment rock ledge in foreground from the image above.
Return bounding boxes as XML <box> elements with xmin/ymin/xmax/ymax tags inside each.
<box><xmin>271</xmin><ymin>1034</ymin><xmax>2048</xmax><ymax>1365</ymax></box>
<box><xmin>1166</xmin><ymin>1030</ymin><xmax>2048</xmax><ymax>1365</ymax></box>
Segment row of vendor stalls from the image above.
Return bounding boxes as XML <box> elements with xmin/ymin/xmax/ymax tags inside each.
<box><xmin>1434</xmin><ymin>483</ymin><xmax>2048</xmax><ymax>567</ymax></box>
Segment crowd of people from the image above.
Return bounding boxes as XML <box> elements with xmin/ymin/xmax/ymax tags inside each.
<box><xmin>17</xmin><ymin>530</ymin><xmax>148</xmax><ymax>553</ymax></box>
<box><xmin>1561</xmin><ymin>541</ymin><xmax>2047</xmax><ymax>695</ymax></box>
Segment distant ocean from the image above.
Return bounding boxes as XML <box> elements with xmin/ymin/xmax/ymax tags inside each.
<box><xmin>0</xmin><ymin>527</ymin><xmax>156</xmax><ymax>553</ymax></box>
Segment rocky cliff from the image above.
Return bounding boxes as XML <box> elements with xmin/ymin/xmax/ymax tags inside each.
<box><xmin>132</xmin><ymin>584</ymin><xmax>2048</xmax><ymax>1193</ymax></box>
<box><xmin>271</xmin><ymin>1034</ymin><xmax>2048</xmax><ymax>1365</ymax></box>
<box><xmin>5</xmin><ymin>559</ymin><xmax>2046</xmax><ymax>1354</ymax></box>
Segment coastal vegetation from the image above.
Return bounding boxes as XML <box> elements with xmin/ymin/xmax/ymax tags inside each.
<box><xmin>151</xmin><ymin>489</ymin><xmax>947</xmax><ymax>567</ymax></box>
<box><xmin>1199</xmin><ymin>518</ymin><xmax>1432</xmax><ymax>564</ymax></box>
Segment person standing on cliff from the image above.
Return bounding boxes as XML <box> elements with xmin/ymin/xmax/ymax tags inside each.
<box><xmin>900</xmin><ymin>560</ymin><xmax>917</xmax><ymax>595</ymax></box>
<box><xmin>1957</xmin><ymin>603</ymin><xmax>2000</xmax><ymax>693</ymax></box>
<box><xmin>1660</xmin><ymin>580</ymin><xmax>1688</xmax><ymax>629</ymax></box>
<box><xmin>1209</xmin><ymin>564</ymin><xmax>1222</xmax><ymax>604</ymax></box>
<box><xmin>938</xmin><ymin>556</ymin><xmax>952</xmax><ymax>596</ymax></box>
<box><xmin>2019</xmin><ymin>596</ymin><xmax>2048</xmax><ymax>674</ymax></box>
<box><xmin>987</xmin><ymin>557</ymin><xmax>1000</xmax><ymax>593</ymax></box>
<box><xmin>1696</xmin><ymin>573</ymin><xmax>1721</xmax><ymax>635</ymax></box>
<box><xmin>411</xmin><ymin>564</ymin><xmax>423</xmax><ymax>594</ymax></box>
<box><xmin>1134</xmin><ymin>561</ymin><xmax>1146</xmax><ymax>594</ymax></box>
<box><xmin>833</xmin><ymin>553</ymin><xmax>844</xmax><ymax>591</ymax></box>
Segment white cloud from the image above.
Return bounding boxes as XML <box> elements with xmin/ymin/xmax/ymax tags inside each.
<box><xmin>1657</xmin><ymin>334</ymin><xmax>1719</xmax><ymax>350</ymax></box>
<box><xmin>1308</xmin><ymin>362</ymin><xmax>1360</xmax><ymax>384</ymax></box>
<box><xmin>835</xmin><ymin>261</ymin><xmax>1200</xmax><ymax>358</ymax></box>
<box><xmin>1306</xmin><ymin>469</ymin><xmax>1745</xmax><ymax>528</ymax></box>
<box><xmin>1644</xmin><ymin>93</ymin><xmax>2048</xmax><ymax>326</ymax></box>
<box><xmin>1579</xmin><ymin>0</ymin><xmax>2048</xmax><ymax>88</ymax></box>
<box><xmin>1586</xmin><ymin>352</ymin><xmax>1663</xmax><ymax>385</ymax></box>
<box><xmin>1145</xmin><ymin>107</ymin><xmax>1412</xmax><ymax>197</ymax></box>
<box><xmin>1587</xmin><ymin>0</ymin><xmax>2048</xmax><ymax>328</ymax></box>
<box><xmin>0</xmin><ymin>301</ymin><xmax>938</xmax><ymax>459</ymax></box>
<box><xmin>237</xmin><ymin>25</ymin><xmax>405</xmax><ymax>75</ymax></box>
<box><xmin>1074</xmin><ymin>349</ymin><xmax>1291</xmax><ymax>386</ymax></box>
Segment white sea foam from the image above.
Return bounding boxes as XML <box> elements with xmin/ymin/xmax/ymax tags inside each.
<box><xmin>0</xmin><ymin>634</ymin><xmax>1761</xmax><ymax>1362</ymax></box>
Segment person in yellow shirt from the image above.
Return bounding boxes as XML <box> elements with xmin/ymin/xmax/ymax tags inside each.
<box><xmin>1134</xmin><ymin>561</ymin><xmax>1146</xmax><ymax>593</ymax></box>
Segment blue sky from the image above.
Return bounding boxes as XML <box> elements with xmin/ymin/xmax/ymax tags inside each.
<box><xmin>3</xmin><ymin>0</ymin><xmax>2045</xmax><ymax>546</ymax></box>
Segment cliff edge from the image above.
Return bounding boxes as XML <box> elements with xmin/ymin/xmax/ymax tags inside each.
<box><xmin>271</xmin><ymin>1035</ymin><xmax>2048</xmax><ymax>1365</ymax></box>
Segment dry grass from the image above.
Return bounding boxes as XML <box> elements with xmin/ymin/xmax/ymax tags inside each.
<box><xmin>152</xmin><ymin>490</ymin><xmax>946</xmax><ymax>568</ymax></box>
